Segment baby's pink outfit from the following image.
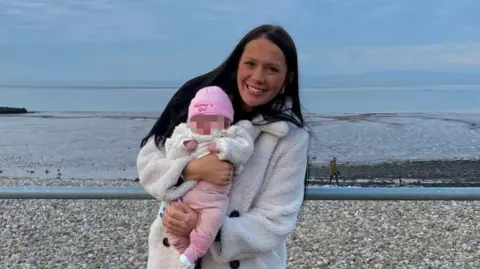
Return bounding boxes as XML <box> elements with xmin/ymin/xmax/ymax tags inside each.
<box><xmin>167</xmin><ymin>180</ymin><xmax>230</xmax><ymax>264</ymax></box>
<box><xmin>164</xmin><ymin>123</ymin><xmax>254</xmax><ymax>267</ymax></box>
<box><xmin>163</xmin><ymin>86</ymin><xmax>255</xmax><ymax>268</ymax></box>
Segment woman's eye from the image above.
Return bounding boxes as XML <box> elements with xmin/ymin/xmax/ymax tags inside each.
<box><xmin>244</xmin><ymin>61</ymin><xmax>254</xmax><ymax>67</ymax></box>
<box><xmin>267</xmin><ymin>67</ymin><xmax>279</xmax><ymax>73</ymax></box>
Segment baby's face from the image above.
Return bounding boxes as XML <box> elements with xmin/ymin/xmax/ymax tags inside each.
<box><xmin>188</xmin><ymin>115</ymin><xmax>230</xmax><ymax>135</ymax></box>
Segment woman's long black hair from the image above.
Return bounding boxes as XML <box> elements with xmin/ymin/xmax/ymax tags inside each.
<box><xmin>140</xmin><ymin>24</ymin><xmax>312</xmax><ymax>199</ymax></box>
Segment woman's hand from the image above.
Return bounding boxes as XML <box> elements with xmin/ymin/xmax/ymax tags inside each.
<box><xmin>183</xmin><ymin>154</ymin><xmax>233</xmax><ymax>186</ymax></box>
<box><xmin>162</xmin><ymin>201</ymin><xmax>198</xmax><ymax>237</ymax></box>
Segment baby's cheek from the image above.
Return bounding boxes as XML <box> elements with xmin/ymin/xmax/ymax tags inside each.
<box><xmin>211</xmin><ymin>121</ymin><xmax>225</xmax><ymax>129</ymax></box>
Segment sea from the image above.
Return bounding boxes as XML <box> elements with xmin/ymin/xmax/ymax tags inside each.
<box><xmin>1</xmin><ymin>85</ymin><xmax>479</xmax><ymax>180</ymax></box>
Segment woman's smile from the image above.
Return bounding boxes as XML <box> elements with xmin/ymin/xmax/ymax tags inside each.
<box><xmin>245</xmin><ymin>84</ymin><xmax>267</xmax><ymax>95</ymax></box>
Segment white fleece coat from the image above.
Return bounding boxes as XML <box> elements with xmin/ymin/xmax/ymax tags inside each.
<box><xmin>137</xmin><ymin>114</ymin><xmax>310</xmax><ymax>269</ymax></box>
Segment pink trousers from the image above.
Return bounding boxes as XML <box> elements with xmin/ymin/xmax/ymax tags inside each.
<box><xmin>168</xmin><ymin>181</ymin><xmax>230</xmax><ymax>264</ymax></box>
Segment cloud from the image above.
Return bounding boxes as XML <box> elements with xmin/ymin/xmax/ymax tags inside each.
<box><xmin>304</xmin><ymin>42</ymin><xmax>480</xmax><ymax>75</ymax></box>
<box><xmin>288</xmin><ymin>0</ymin><xmax>480</xmax><ymax>46</ymax></box>
<box><xmin>440</xmin><ymin>52</ymin><xmax>480</xmax><ymax>66</ymax></box>
<box><xmin>1</xmin><ymin>0</ymin><xmax>480</xmax><ymax>83</ymax></box>
<box><xmin>298</xmin><ymin>53</ymin><xmax>313</xmax><ymax>61</ymax></box>
<box><xmin>0</xmin><ymin>0</ymin><xmax>174</xmax><ymax>43</ymax></box>
<box><xmin>0</xmin><ymin>0</ymin><xmax>303</xmax><ymax>46</ymax></box>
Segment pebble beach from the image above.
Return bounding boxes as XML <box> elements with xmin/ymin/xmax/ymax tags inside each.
<box><xmin>2</xmin><ymin>177</ymin><xmax>480</xmax><ymax>269</ymax></box>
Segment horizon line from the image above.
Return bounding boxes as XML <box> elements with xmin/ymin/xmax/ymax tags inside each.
<box><xmin>1</xmin><ymin>82</ymin><xmax>480</xmax><ymax>90</ymax></box>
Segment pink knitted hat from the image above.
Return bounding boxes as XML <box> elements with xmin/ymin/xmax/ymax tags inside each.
<box><xmin>188</xmin><ymin>86</ymin><xmax>234</xmax><ymax>122</ymax></box>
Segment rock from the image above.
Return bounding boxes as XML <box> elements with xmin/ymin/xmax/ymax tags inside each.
<box><xmin>0</xmin><ymin>106</ymin><xmax>28</xmax><ymax>114</ymax></box>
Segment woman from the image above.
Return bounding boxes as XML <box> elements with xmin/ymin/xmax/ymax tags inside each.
<box><xmin>137</xmin><ymin>24</ymin><xmax>311</xmax><ymax>269</ymax></box>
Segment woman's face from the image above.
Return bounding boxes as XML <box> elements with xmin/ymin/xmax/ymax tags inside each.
<box><xmin>236</xmin><ymin>38</ymin><xmax>288</xmax><ymax>111</ymax></box>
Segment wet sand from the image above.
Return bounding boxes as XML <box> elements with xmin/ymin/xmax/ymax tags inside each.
<box><xmin>1</xmin><ymin>111</ymin><xmax>479</xmax><ymax>185</ymax></box>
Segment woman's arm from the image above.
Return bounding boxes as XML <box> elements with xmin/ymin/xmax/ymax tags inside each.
<box><xmin>137</xmin><ymin>137</ymin><xmax>197</xmax><ymax>201</ymax></box>
<box><xmin>216</xmin><ymin>127</ymin><xmax>309</xmax><ymax>261</ymax></box>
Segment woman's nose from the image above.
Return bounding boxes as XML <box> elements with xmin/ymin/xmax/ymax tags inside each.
<box><xmin>251</xmin><ymin>68</ymin><xmax>265</xmax><ymax>84</ymax></box>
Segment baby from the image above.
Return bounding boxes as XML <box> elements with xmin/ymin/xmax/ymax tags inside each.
<box><xmin>164</xmin><ymin>85</ymin><xmax>255</xmax><ymax>269</ymax></box>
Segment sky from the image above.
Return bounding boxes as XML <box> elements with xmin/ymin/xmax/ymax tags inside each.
<box><xmin>1</xmin><ymin>0</ymin><xmax>480</xmax><ymax>86</ymax></box>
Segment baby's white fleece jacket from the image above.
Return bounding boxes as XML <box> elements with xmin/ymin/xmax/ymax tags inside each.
<box><xmin>164</xmin><ymin>120</ymin><xmax>255</xmax><ymax>175</ymax></box>
<box><xmin>137</xmin><ymin>120</ymin><xmax>255</xmax><ymax>202</ymax></box>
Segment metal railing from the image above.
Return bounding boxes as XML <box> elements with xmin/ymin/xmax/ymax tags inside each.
<box><xmin>2</xmin><ymin>186</ymin><xmax>480</xmax><ymax>200</ymax></box>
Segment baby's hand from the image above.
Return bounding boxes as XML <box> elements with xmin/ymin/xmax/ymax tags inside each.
<box><xmin>184</xmin><ymin>140</ymin><xmax>198</xmax><ymax>151</ymax></box>
<box><xmin>208</xmin><ymin>142</ymin><xmax>218</xmax><ymax>153</ymax></box>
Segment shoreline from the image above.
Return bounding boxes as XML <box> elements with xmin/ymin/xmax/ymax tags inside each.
<box><xmin>1</xmin><ymin>159</ymin><xmax>479</xmax><ymax>187</ymax></box>
<box><xmin>308</xmin><ymin>159</ymin><xmax>480</xmax><ymax>187</ymax></box>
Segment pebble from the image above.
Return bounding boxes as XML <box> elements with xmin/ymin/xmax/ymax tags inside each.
<box><xmin>1</xmin><ymin>178</ymin><xmax>480</xmax><ymax>268</ymax></box>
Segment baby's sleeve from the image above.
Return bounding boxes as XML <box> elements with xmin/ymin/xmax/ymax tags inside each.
<box><xmin>164</xmin><ymin>123</ymin><xmax>192</xmax><ymax>159</ymax></box>
<box><xmin>137</xmin><ymin>137</ymin><xmax>197</xmax><ymax>202</ymax></box>
<box><xmin>215</xmin><ymin>123</ymin><xmax>255</xmax><ymax>167</ymax></box>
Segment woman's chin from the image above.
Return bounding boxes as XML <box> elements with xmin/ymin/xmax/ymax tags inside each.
<box><xmin>240</xmin><ymin>92</ymin><xmax>269</xmax><ymax>109</ymax></box>
<box><xmin>242</xmin><ymin>99</ymin><xmax>262</xmax><ymax>110</ymax></box>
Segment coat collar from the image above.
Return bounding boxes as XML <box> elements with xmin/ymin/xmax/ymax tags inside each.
<box><xmin>249</xmin><ymin>98</ymin><xmax>295</xmax><ymax>138</ymax></box>
<box><xmin>251</xmin><ymin>114</ymin><xmax>290</xmax><ymax>138</ymax></box>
